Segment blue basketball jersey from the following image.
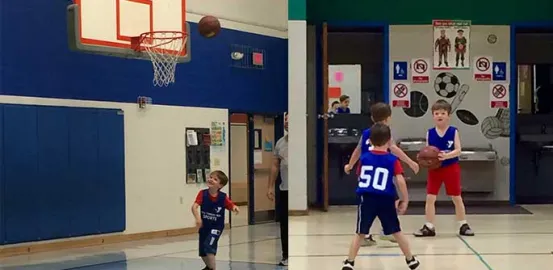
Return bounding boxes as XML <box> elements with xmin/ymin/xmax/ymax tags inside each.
<box><xmin>359</xmin><ymin>128</ymin><xmax>393</xmax><ymax>155</ymax></box>
<box><xmin>356</xmin><ymin>151</ymin><xmax>398</xmax><ymax>197</ymax></box>
<box><xmin>427</xmin><ymin>126</ymin><xmax>459</xmax><ymax>166</ymax></box>
<box><xmin>360</xmin><ymin>128</ymin><xmax>372</xmax><ymax>155</ymax></box>
<box><xmin>200</xmin><ymin>190</ymin><xmax>226</xmax><ymax>231</ymax></box>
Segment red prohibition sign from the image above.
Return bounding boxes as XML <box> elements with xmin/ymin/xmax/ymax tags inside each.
<box><xmin>394</xmin><ymin>84</ymin><xmax>408</xmax><ymax>98</ymax></box>
<box><xmin>413</xmin><ymin>59</ymin><xmax>428</xmax><ymax>74</ymax></box>
<box><xmin>492</xmin><ymin>85</ymin><xmax>507</xmax><ymax>99</ymax></box>
<box><xmin>476</xmin><ymin>57</ymin><xmax>490</xmax><ymax>72</ymax></box>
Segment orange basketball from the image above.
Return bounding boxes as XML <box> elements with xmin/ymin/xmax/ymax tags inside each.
<box><xmin>417</xmin><ymin>146</ymin><xmax>441</xmax><ymax>169</ymax></box>
<box><xmin>198</xmin><ymin>16</ymin><xmax>221</xmax><ymax>38</ymax></box>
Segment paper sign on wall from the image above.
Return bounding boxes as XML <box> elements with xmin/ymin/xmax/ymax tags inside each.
<box><xmin>492</xmin><ymin>62</ymin><xmax>507</xmax><ymax>81</ymax></box>
<box><xmin>393</xmin><ymin>61</ymin><xmax>408</xmax><ymax>80</ymax></box>
<box><xmin>391</xmin><ymin>82</ymin><xmax>411</xmax><ymax>108</ymax></box>
<box><xmin>411</xmin><ymin>58</ymin><xmax>430</xmax><ymax>83</ymax></box>
<box><xmin>490</xmin><ymin>83</ymin><xmax>509</xmax><ymax>108</ymax></box>
<box><xmin>473</xmin><ymin>56</ymin><xmax>492</xmax><ymax>81</ymax></box>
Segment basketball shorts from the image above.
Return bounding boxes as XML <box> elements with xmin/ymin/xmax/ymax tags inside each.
<box><xmin>198</xmin><ymin>228</ymin><xmax>223</xmax><ymax>257</ymax></box>
<box><xmin>356</xmin><ymin>193</ymin><xmax>401</xmax><ymax>236</ymax></box>
<box><xmin>427</xmin><ymin>162</ymin><xmax>461</xmax><ymax>196</ymax></box>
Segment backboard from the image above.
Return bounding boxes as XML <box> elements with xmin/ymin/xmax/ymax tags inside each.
<box><xmin>68</xmin><ymin>0</ymin><xmax>191</xmax><ymax>62</ymax></box>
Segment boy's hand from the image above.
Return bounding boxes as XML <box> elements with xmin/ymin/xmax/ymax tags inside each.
<box><xmin>397</xmin><ymin>200</ymin><xmax>409</xmax><ymax>215</ymax></box>
<box><xmin>232</xmin><ymin>205</ymin><xmax>240</xmax><ymax>214</ymax></box>
<box><xmin>344</xmin><ymin>164</ymin><xmax>353</xmax><ymax>174</ymax></box>
<box><xmin>438</xmin><ymin>151</ymin><xmax>447</xmax><ymax>161</ymax></box>
<box><xmin>408</xmin><ymin>161</ymin><xmax>420</xmax><ymax>174</ymax></box>
<box><xmin>195</xmin><ymin>219</ymin><xmax>202</xmax><ymax>229</ymax></box>
<box><xmin>267</xmin><ymin>187</ymin><xmax>275</xmax><ymax>201</ymax></box>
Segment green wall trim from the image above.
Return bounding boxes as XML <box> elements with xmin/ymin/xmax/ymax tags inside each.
<box><xmin>289</xmin><ymin>0</ymin><xmax>306</xmax><ymax>20</ymax></box>
<box><xmin>307</xmin><ymin>0</ymin><xmax>553</xmax><ymax>24</ymax></box>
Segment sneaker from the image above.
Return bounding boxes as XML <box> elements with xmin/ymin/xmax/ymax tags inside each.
<box><xmin>341</xmin><ymin>259</ymin><xmax>354</xmax><ymax>270</ymax></box>
<box><xmin>459</xmin><ymin>223</ymin><xmax>474</xmax><ymax>236</ymax></box>
<box><xmin>278</xmin><ymin>258</ymin><xmax>288</xmax><ymax>266</ymax></box>
<box><xmin>379</xmin><ymin>233</ymin><xmax>397</xmax><ymax>243</ymax></box>
<box><xmin>360</xmin><ymin>234</ymin><xmax>377</xmax><ymax>246</ymax></box>
<box><xmin>406</xmin><ymin>256</ymin><xmax>420</xmax><ymax>269</ymax></box>
<box><xmin>413</xmin><ymin>224</ymin><xmax>436</xmax><ymax>237</ymax></box>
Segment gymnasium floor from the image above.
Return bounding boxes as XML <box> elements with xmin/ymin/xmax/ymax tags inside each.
<box><xmin>0</xmin><ymin>223</ymin><xmax>285</xmax><ymax>270</ymax></box>
<box><xmin>290</xmin><ymin>204</ymin><xmax>553</xmax><ymax>270</ymax></box>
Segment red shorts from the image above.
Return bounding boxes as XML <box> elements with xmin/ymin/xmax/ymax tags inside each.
<box><xmin>427</xmin><ymin>163</ymin><xmax>461</xmax><ymax>196</ymax></box>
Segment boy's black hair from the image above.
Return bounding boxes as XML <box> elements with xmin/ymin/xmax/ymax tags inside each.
<box><xmin>331</xmin><ymin>101</ymin><xmax>339</xmax><ymax>106</ymax></box>
<box><xmin>369</xmin><ymin>123</ymin><xmax>391</xmax><ymax>147</ymax></box>
<box><xmin>370</xmin><ymin>102</ymin><xmax>392</xmax><ymax>122</ymax></box>
<box><xmin>431</xmin><ymin>99</ymin><xmax>452</xmax><ymax>114</ymax></box>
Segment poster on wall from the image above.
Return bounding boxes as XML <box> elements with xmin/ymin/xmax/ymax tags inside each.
<box><xmin>433</xmin><ymin>20</ymin><xmax>471</xmax><ymax>70</ymax></box>
<box><xmin>473</xmin><ymin>56</ymin><xmax>493</xmax><ymax>81</ymax></box>
<box><xmin>490</xmin><ymin>83</ymin><xmax>509</xmax><ymax>109</ymax></box>
<box><xmin>328</xmin><ymin>65</ymin><xmax>362</xmax><ymax>113</ymax></box>
<box><xmin>390</xmin><ymin>82</ymin><xmax>411</xmax><ymax>108</ymax></box>
<box><xmin>411</xmin><ymin>58</ymin><xmax>430</xmax><ymax>83</ymax></box>
<box><xmin>210</xmin><ymin>121</ymin><xmax>226</xmax><ymax>147</ymax></box>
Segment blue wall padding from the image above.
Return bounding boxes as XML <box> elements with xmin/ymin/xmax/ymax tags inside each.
<box><xmin>0</xmin><ymin>104</ymin><xmax>126</xmax><ymax>245</ymax></box>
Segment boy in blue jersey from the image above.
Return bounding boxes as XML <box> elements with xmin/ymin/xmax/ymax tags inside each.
<box><xmin>191</xmin><ymin>170</ymin><xmax>240</xmax><ymax>270</ymax></box>
<box><xmin>414</xmin><ymin>100</ymin><xmax>474</xmax><ymax>237</ymax></box>
<box><xmin>336</xmin><ymin>95</ymin><xmax>351</xmax><ymax>114</ymax></box>
<box><xmin>342</xmin><ymin>123</ymin><xmax>420</xmax><ymax>270</ymax></box>
<box><xmin>344</xmin><ymin>102</ymin><xmax>419</xmax><ymax>245</ymax></box>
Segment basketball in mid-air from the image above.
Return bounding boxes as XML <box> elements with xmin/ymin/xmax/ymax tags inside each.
<box><xmin>417</xmin><ymin>146</ymin><xmax>441</xmax><ymax>169</ymax></box>
<box><xmin>198</xmin><ymin>16</ymin><xmax>221</xmax><ymax>38</ymax></box>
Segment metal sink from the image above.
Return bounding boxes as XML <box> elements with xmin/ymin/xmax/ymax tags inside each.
<box><xmin>459</xmin><ymin>147</ymin><xmax>497</xmax><ymax>161</ymax></box>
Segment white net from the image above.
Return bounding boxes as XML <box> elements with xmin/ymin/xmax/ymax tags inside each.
<box><xmin>140</xmin><ymin>32</ymin><xmax>187</xmax><ymax>87</ymax></box>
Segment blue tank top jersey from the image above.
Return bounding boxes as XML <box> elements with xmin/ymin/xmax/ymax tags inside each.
<box><xmin>200</xmin><ymin>190</ymin><xmax>226</xmax><ymax>231</ymax></box>
<box><xmin>356</xmin><ymin>152</ymin><xmax>398</xmax><ymax>197</ymax></box>
<box><xmin>360</xmin><ymin>128</ymin><xmax>372</xmax><ymax>155</ymax></box>
<box><xmin>427</xmin><ymin>126</ymin><xmax>459</xmax><ymax>166</ymax></box>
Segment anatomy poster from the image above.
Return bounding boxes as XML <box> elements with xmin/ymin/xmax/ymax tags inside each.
<box><xmin>433</xmin><ymin>20</ymin><xmax>471</xmax><ymax>70</ymax></box>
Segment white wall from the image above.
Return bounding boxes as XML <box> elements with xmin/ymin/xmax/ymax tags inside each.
<box><xmin>186</xmin><ymin>0</ymin><xmax>288</xmax><ymax>38</ymax></box>
<box><xmin>288</xmin><ymin>20</ymin><xmax>308</xmax><ymax>211</ymax></box>
<box><xmin>0</xmin><ymin>95</ymin><xmax>229</xmax><ymax>234</ymax></box>
<box><xmin>389</xmin><ymin>25</ymin><xmax>510</xmax><ymax>200</ymax></box>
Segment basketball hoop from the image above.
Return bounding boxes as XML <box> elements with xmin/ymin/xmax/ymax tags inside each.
<box><xmin>132</xmin><ymin>31</ymin><xmax>187</xmax><ymax>87</ymax></box>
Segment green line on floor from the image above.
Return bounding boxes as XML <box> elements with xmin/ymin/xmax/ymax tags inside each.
<box><xmin>457</xmin><ymin>235</ymin><xmax>494</xmax><ymax>270</ymax></box>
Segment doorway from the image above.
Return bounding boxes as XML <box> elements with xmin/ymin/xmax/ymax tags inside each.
<box><xmin>315</xmin><ymin>23</ymin><xmax>387</xmax><ymax>208</ymax></box>
<box><xmin>250</xmin><ymin>115</ymin><xmax>277</xmax><ymax>223</ymax></box>
<box><xmin>513</xmin><ymin>25</ymin><xmax>553</xmax><ymax>204</ymax></box>
<box><xmin>229</xmin><ymin>113</ymin><xmax>249</xmax><ymax>227</ymax></box>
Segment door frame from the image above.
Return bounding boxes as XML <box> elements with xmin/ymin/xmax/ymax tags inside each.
<box><xmin>315</xmin><ymin>21</ymin><xmax>390</xmax><ymax>209</ymax></box>
<box><xmin>230</xmin><ymin>113</ymin><xmax>283</xmax><ymax>225</ymax></box>
<box><xmin>509</xmin><ymin>22</ymin><xmax>553</xmax><ymax>205</ymax></box>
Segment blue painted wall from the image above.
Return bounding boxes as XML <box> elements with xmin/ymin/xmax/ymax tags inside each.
<box><xmin>0</xmin><ymin>104</ymin><xmax>126</xmax><ymax>245</ymax></box>
<box><xmin>0</xmin><ymin>0</ymin><xmax>288</xmax><ymax>114</ymax></box>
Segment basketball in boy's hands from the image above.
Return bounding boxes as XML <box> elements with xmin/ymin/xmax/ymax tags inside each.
<box><xmin>198</xmin><ymin>16</ymin><xmax>221</xmax><ymax>38</ymax></box>
<box><xmin>417</xmin><ymin>146</ymin><xmax>441</xmax><ymax>169</ymax></box>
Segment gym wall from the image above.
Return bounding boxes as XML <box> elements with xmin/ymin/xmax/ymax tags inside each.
<box><xmin>389</xmin><ymin>25</ymin><xmax>511</xmax><ymax>201</ymax></box>
<box><xmin>0</xmin><ymin>0</ymin><xmax>287</xmax><ymax>246</ymax></box>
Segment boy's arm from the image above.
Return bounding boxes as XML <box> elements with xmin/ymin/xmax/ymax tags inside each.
<box><xmin>347</xmin><ymin>144</ymin><xmax>361</xmax><ymax>167</ymax></box>
<box><xmin>191</xmin><ymin>202</ymin><xmax>201</xmax><ymax>221</ymax></box>
<box><xmin>389</xmin><ymin>138</ymin><xmax>419</xmax><ymax>174</ymax></box>
<box><xmin>443</xmin><ymin>129</ymin><xmax>462</xmax><ymax>159</ymax></box>
<box><xmin>224</xmin><ymin>196</ymin><xmax>237</xmax><ymax>211</ymax></box>
<box><xmin>395</xmin><ymin>174</ymin><xmax>409</xmax><ymax>204</ymax></box>
<box><xmin>392</xmin><ymin>160</ymin><xmax>409</xmax><ymax>202</ymax></box>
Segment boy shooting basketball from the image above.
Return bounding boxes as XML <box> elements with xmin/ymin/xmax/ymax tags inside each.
<box><xmin>414</xmin><ymin>100</ymin><xmax>474</xmax><ymax>237</ymax></box>
<box><xmin>191</xmin><ymin>171</ymin><xmax>240</xmax><ymax>270</ymax></box>
<box><xmin>344</xmin><ymin>103</ymin><xmax>419</xmax><ymax>245</ymax></box>
<box><xmin>342</xmin><ymin>123</ymin><xmax>420</xmax><ymax>270</ymax></box>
